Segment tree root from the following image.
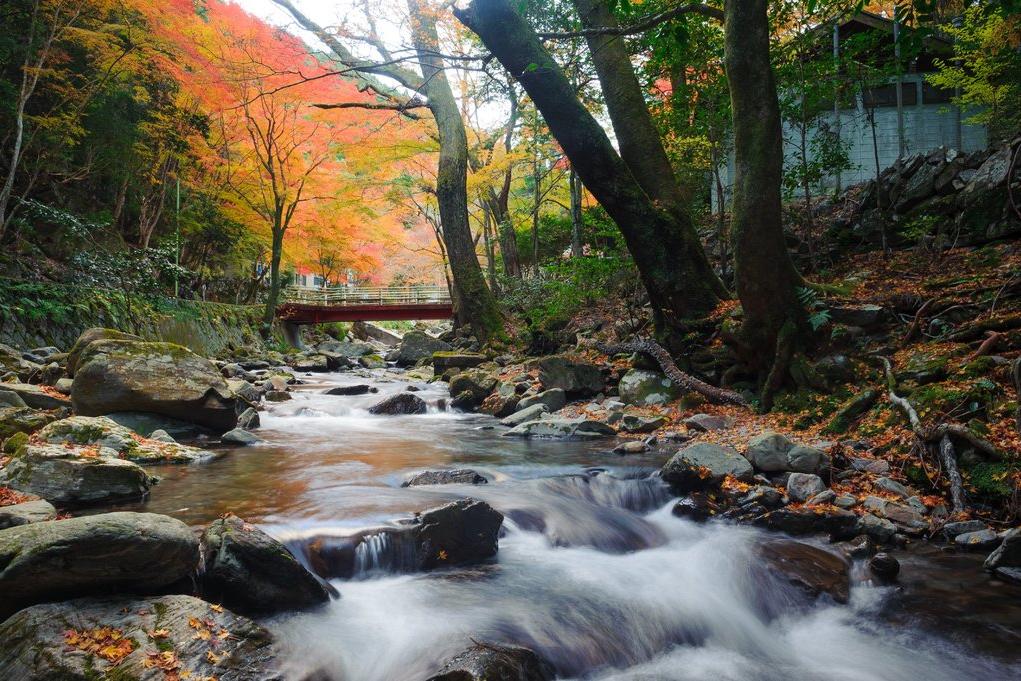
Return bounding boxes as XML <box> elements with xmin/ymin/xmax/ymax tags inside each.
<box><xmin>963</xmin><ymin>331</ymin><xmax>1003</xmax><ymax>363</ymax></box>
<box><xmin>582</xmin><ymin>337</ymin><xmax>749</xmax><ymax>407</ymax></box>
<box><xmin>879</xmin><ymin>356</ymin><xmax>1001</xmax><ymax>514</ymax></box>
<box><xmin>901</xmin><ymin>297</ymin><xmax>937</xmax><ymax>346</ymax></box>
<box><xmin>760</xmin><ymin>320</ymin><xmax>797</xmax><ymax>413</ymax></box>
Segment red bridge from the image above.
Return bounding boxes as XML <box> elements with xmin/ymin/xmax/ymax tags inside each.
<box><xmin>276</xmin><ymin>286</ymin><xmax>453</xmax><ymax>324</ymax></box>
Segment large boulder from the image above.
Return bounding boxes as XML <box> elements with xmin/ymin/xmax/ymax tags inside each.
<box><xmin>500</xmin><ymin>403</ymin><xmax>550</xmax><ymax>427</ymax></box>
<box><xmin>661</xmin><ymin>443</ymin><xmax>754</xmax><ymax>492</ymax></box>
<box><xmin>416</xmin><ymin>498</ymin><xmax>503</xmax><ymax>570</ymax></box>
<box><xmin>758</xmin><ymin>539</ymin><xmax>851</xmax><ymax>603</ymax></box>
<box><xmin>394</xmin><ymin>331</ymin><xmax>451</xmax><ymax>366</ymax></box>
<box><xmin>0</xmin><ymin>443</ymin><xmax>157</xmax><ymax>506</ymax></box>
<box><xmin>984</xmin><ymin>527</ymin><xmax>1021</xmax><ymax>580</ymax></box>
<box><xmin>0</xmin><ymin>512</ymin><xmax>197</xmax><ymax>619</ymax></box>
<box><xmin>66</xmin><ymin>327</ymin><xmax>142</xmax><ymax>376</ymax></box>
<box><xmin>618</xmin><ymin>369</ymin><xmax>680</xmax><ymax>405</ymax></box>
<box><xmin>0</xmin><ymin>406</ymin><xmax>60</xmax><ymax>440</ymax></box>
<box><xmin>433</xmin><ymin>351</ymin><xmax>487</xmax><ymax>371</ymax></box>
<box><xmin>0</xmin><ymin>383</ymin><xmax>70</xmax><ymax>410</ymax></box>
<box><xmin>535</xmin><ymin>356</ymin><xmax>603</xmax><ymax>396</ymax></box>
<box><xmin>200</xmin><ymin>514</ymin><xmax>331</xmax><ymax>615</ymax></box>
<box><xmin>503</xmin><ymin>417</ymin><xmax>615</xmax><ymax>440</ymax></box>
<box><xmin>0</xmin><ymin>492</ymin><xmax>56</xmax><ymax>529</ymax></box>
<box><xmin>517</xmin><ymin>388</ymin><xmax>567</xmax><ymax>412</ymax></box>
<box><xmin>744</xmin><ymin>431</ymin><xmax>829</xmax><ymax>474</ymax></box>
<box><xmin>368</xmin><ymin>392</ymin><xmax>428</xmax><ymax>415</ymax></box>
<box><xmin>0</xmin><ymin>594</ymin><xmax>278</xmax><ymax>680</ymax></box>
<box><xmin>317</xmin><ymin>339</ymin><xmax>376</xmax><ymax>357</ymax></box>
<box><xmin>35</xmin><ymin>415</ymin><xmax>206</xmax><ymax>463</ymax></box>
<box><xmin>428</xmin><ymin>643</ymin><xmax>555</xmax><ymax>681</ymax></box>
<box><xmin>71</xmin><ymin>339</ymin><xmax>239</xmax><ymax>431</ymax></box>
<box><xmin>786</xmin><ymin>473</ymin><xmax>827</xmax><ymax>502</ymax></box>
<box><xmin>449</xmin><ymin>368</ymin><xmax>499</xmax><ymax>411</ymax></box>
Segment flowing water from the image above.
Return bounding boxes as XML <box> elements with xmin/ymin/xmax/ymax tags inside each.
<box><xmin>119</xmin><ymin>369</ymin><xmax>1021</xmax><ymax>681</ymax></box>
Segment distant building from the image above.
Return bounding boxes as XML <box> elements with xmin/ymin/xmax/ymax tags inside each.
<box><xmin>712</xmin><ymin>11</ymin><xmax>987</xmax><ymax>209</ymax></box>
<box><xmin>289</xmin><ymin>267</ymin><xmax>329</xmax><ymax>289</ymax></box>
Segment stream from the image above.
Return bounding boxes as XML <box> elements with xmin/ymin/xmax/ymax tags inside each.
<box><xmin>117</xmin><ymin>368</ymin><xmax>1021</xmax><ymax>681</ymax></box>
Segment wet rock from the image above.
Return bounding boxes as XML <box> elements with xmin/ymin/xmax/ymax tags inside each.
<box><xmin>837</xmin><ymin>534</ymin><xmax>876</xmax><ymax>559</ymax></box>
<box><xmin>449</xmin><ymin>369</ymin><xmax>499</xmax><ymax>410</ymax></box>
<box><xmin>759</xmin><ymin>539</ymin><xmax>851</xmax><ymax>603</ymax></box>
<box><xmin>869</xmin><ymin>552</ymin><xmax>900</xmax><ymax>582</ymax></box>
<box><xmin>394</xmin><ymin>331</ymin><xmax>451</xmax><ymax>366</ymax></box>
<box><xmin>942</xmin><ymin>520</ymin><xmax>990</xmax><ymax>541</ymax></box>
<box><xmin>759</xmin><ymin>508</ymin><xmax>859</xmax><ymax>538</ymax></box>
<box><xmin>0</xmin><ymin>594</ymin><xmax>277</xmax><ymax>680</ymax></box>
<box><xmin>416</xmin><ymin>498</ymin><xmax>503</xmax><ymax>569</ymax></box>
<box><xmin>427</xmin><ymin>642</ymin><xmax>555</xmax><ymax>681</ymax></box>
<box><xmin>237</xmin><ymin>406</ymin><xmax>261</xmax><ymax>430</ymax></box>
<box><xmin>620</xmin><ymin>414</ymin><xmax>666</xmax><ymax>433</ymax></box>
<box><xmin>222</xmin><ymin>428</ymin><xmax>262</xmax><ymax>446</ymax></box>
<box><xmin>265</xmin><ymin>390</ymin><xmax>292</xmax><ymax>402</ymax></box>
<box><xmin>318</xmin><ymin>339</ymin><xmax>376</xmax><ymax>358</ymax></box>
<box><xmin>0</xmin><ymin>406</ymin><xmax>60</xmax><ymax>440</ymax></box>
<box><xmin>0</xmin><ymin>498</ymin><xmax>56</xmax><ymax>529</ymax></box>
<box><xmin>432</xmin><ymin>351</ymin><xmax>487</xmax><ymax>370</ymax></box>
<box><xmin>200</xmin><ymin>514</ymin><xmax>331</xmax><ymax>615</ymax></box>
<box><xmin>672</xmin><ymin>494</ymin><xmax>717</xmax><ymax>522</ymax></box>
<box><xmin>503</xmin><ymin>417</ymin><xmax>615</xmax><ymax>440</ymax></box>
<box><xmin>741</xmin><ymin>485</ymin><xmax>784</xmax><ymax>509</ymax></box>
<box><xmin>954</xmin><ymin>528</ymin><xmax>1000</xmax><ymax>551</ymax></box>
<box><xmin>228</xmin><ymin>378</ymin><xmax>262</xmax><ymax>404</ymax></box>
<box><xmin>500</xmin><ymin>403</ymin><xmax>549</xmax><ymax>427</ymax></box>
<box><xmin>661</xmin><ymin>443</ymin><xmax>754</xmax><ymax>492</ymax></box>
<box><xmin>517</xmin><ymin>388</ymin><xmax>566</xmax><ymax>412</ymax></box>
<box><xmin>65</xmin><ymin>327</ymin><xmax>141</xmax><ymax>376</ymax></box>
<box><xmin>618</xmin><ymin>369</ymin><xmax>679</xmax><ymax>406</ymax></box>
<box><xmin>0</xmin><ymin>512</ymin><xmax>197</xmax><ymax>619</ymax></box>
<box><xmin>613</xmin><ymin>440</ymin><xmax>650</xmax><ymax>455</ymax></box>
<box><xmin>857</xmin><ymin>513</ymin><xmax>897</xmax><ymax>543</ymax></box>
<box><xmin>534</xmin><ymin>355</ymin><xmax>603</xmax><ymax>396</ymax></box>
<box><xmin>984</xmin><ymin>527</ymin><xmax>1021</xmax><ymax>574</ymax></box>
<box><xmin>359</xmin><ymin>354</ymin><xmax>387</xmax><ymax>369</ymax></box>
<box><xmin>368</xmin><ymin>393</ymin><xmax>428</xmax><ymax>415</ymax></box>
<box><xmin>0</xmin><ymin>443</ymin><xmax>157</xmax><ymax>506</ymax></box>
<box><xmin>71</xmin><ymin>339</ymin><xmax>239</xmax><ymax>431</ymax></box>
<box><xmin>786</xmin><ymin>473</ymin><xmax>827</xmax><ymax>502</ymax></box>
<box><xmin>36</xmin><ymin>415</ymin><xmax>206</xmax><ymax>463</ymax></box>
<box><xmin>324</xmin><ymin>384</ymin><xmax>374</xmax><ymax>396</ymax></box>
<box><xmin>1</xmin><ymin>382</ymin><xmax>71</xmax><ymax>410</ymax></box>
<box><xmin>403</xmin><ymin>469</ymin><xmax>488</xmax><ymax>486</ymax></box>
<box><xmin>478</xmin><ymin>392</ymin><xmax>520</xmax><ymax>417</ymax></box>
<box><xmin>149</xmin><ymin>428</ymin><xmax>176</xmax><ymax>443</ymax></box>
<box><xmin>683</xmin><ymin>413</ymin><xmax>732</xmax><ymax>432</ymax></box>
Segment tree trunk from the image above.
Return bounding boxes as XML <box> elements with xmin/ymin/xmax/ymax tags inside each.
<box><xmin>263</xmin><ymin>226</ymin><xmax>285</xmax><ymax>331</ymax></box>
<box><xmin>723</xmin><ymin>0</ymin><xmax>807</xmax><ymax>408</ymax></box>
<box><xmin>408</xmin><ymin>0</ymin><xmax>503</xmax><ymax>340</ymax></box>
<box><xmin>569</xmin><ymin>166</ymin><xmax>584</xmax><ymax>257</ymax></box>
<box><xmin>456</xmin><ymin>0</ymin><xmax>724</xmax><ymax>345</ymax></box>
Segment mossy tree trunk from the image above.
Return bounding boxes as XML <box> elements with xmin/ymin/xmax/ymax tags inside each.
<box><xmin>456</xmin><ymin>0</ymin><xmax>724</xmax><ymax>346</ymax></box>
<box><xmin>723</xmin><ymin>0</ymin><xmax>808</xmax><ymax>409</ymax></box>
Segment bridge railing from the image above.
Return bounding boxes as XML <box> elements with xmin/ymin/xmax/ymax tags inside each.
<box><xmin>280</xmin><ymin>285</ymin><xmax>451</xmax><ymax>306</ymax></box>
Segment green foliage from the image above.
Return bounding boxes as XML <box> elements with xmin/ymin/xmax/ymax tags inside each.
<box><xmin>797</xmin><ymin>286</ymin><xmax>831</xmax><ymax>331</ymax></box>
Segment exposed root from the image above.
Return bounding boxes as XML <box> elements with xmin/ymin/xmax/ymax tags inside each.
<box><xmin>760</xmin><ymin>320</ymin><xmax>797</xmax><ymax>414</ymax></box>
<box><xmin>582</xmin><ymin>337</ymin><xmax>749</xmax><ymax>407</ymax></box>
<box><xmin>963</xmin><ymin>330</ymin><xmax>1003</xmax><ymax>362</ymax></box>
<box><xmin>901</xmin><ymin>297</ymin><xmax>937</xmax><ymax>346</ymax></box>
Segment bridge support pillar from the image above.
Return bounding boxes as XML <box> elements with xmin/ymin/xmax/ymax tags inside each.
<box><xmin>281</xmin><ymin>321</ymin><xmax>305</xmax><ymax>350</ymax></box>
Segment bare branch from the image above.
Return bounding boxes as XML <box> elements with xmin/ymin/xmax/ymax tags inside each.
<box><xmin>538</xmin><ymin>3</ymin><xmax>724</xmax><ymax>40</ymax></box>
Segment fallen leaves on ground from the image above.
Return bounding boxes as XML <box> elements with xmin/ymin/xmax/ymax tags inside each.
<box><xmin>64</xmin><ymin>627</ymin><xmax>136</xmax><ymax>663</ymax></box>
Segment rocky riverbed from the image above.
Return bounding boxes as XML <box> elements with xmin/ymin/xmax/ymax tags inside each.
<box><xmin>1</xmin><ymin>327</ymin><xmax>1020</xmax><ymax>680</ymax></box>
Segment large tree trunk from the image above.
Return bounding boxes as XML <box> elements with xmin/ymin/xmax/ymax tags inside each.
<box><xmin>263</xmin><ymin>225</ymin><xmax>285</xmax><ymax>331</ymax></box>
<box><xmin>723</xmin><ymin>0</ymin><xmax>807</xmax><ymax>409</ymax></box>
<box><xmin>456</xmin><ymin>0</ymin><xmax>723</xmax><ymax>345</ymax></box>
<box><xmin>408</xmin><ymin>0</ymin><xmax>503</xmax><ymax>340</ymax></box>
<box><xmin>569</xmin><ymin>166</ymin><xmax>584</xmax><ymax>257</ymax></box>
<box><xmin>573</xmin><ymin>0</ymin><xmax>727</xmax><ymax>297</ymax></box>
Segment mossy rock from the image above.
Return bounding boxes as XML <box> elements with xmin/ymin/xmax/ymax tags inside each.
<box><xmin>0</xmin><ymin>407</ymin><xmax>60</xmax><ymax>440</ymax></box>
<box><xmin>35</xmin><ymin>415</ymin><xmax>207</xmax><ymax>464</ymax></box>
<box><xmin>908</xmin><ymin>379</ymin><xmax>1001</xmax><ymax>422</ymax></box>
<box><xmin>897</xmin><ymin>351</ymin><xmax>950</xmax><ymax>386</ymax></box>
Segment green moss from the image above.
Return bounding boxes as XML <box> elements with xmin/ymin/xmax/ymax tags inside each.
<box><xmin>962</xmin><ymin>356</ymin><xmax>997</xmax><ymax>378</ymax></box>
<box><xmin>909</xmin><ymin>379</ymin><xmax>1001</xmax><ymax>421</ymax></box>
<box><xmin>965</xmin><ymin>461</ymin><xmax>1017</xmax><ymax>500</ymax></box>
<box><xmin>3</xmin><ymin>430</ymin><xmax>29</xmax><ymax>454</ymax></box>
<box><xmin>774</xmin><ymin>386</ymin><xmax>853</xmax><ymax>429</ymax></box>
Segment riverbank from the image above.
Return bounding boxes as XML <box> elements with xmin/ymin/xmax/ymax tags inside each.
<box><xmin>1</xmin><ymin>326</ymin><xmax>1019</xmax><ymax>679</ymax></box>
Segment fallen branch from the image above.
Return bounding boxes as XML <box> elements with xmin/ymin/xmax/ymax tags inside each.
<box><xmin>939</xmin><ymin>434</ymin><xmax>966</xmax><ymax>515</ymax></box>
<box><xmin>901</xmin><ymin>297</ymin><xmax>936</xmax><ymax>346</ymax></box>
<box><xmin>582</xmin><ymin>337</ymin><xmax>749</xmax><ymax>407</ymax></box>
<box><xmin>963</xmin><ymin>330</ymin><xmax>1003</xmax><ymax>363</ymax></box>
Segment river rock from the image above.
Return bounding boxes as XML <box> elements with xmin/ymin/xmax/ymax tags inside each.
<box><xmin>65</xmin><ymin>327</ymin><xmax>142</xmax><ymax>376</ymax></box>
<box><xmin>745</xmin><ymin>432</ymin><xmax>829</xmax><ymax>474</ymax></box>
<box><xmin>984</xmin><ymin>527</ymin><xmax>1021</xmax><ymax>575</ymax></box>
<box><xmin>228</xmin><ymin>378</ymin><xmax>263</xmax><ymax>404</ymax></box>
<box><xmin>517</xmin><ymin>388</ymin><xmax>567</xmax><ymax>412</ymax></box>
<box><xmin>427</xmin><ymin>643</ymin><xmax>555</xmax><ymax>681</ymax></box>
<box><xmin>857</xmin><ymin>512</ymin><xmax>897</xmax><ymax>543</ymax></box>
<box><xmin>0</xmin><ymin>498</ymin><xmax>56</xmax><ymax>529</ymax></box>
<box><xmin>0</xmin><ymin>594</ymin><xmax>277</xmax><ymax>680</ymax></box>
<box><xmin>416</xmin><ymin>498</ymin><xmax>503</xmax><ymax>569</ymax></box>
<box><xmin>352</xmin><ymin>321</ymin><xmax>402</xmax><ymax>345</ymax></box>
<box><xmin>661</xmin><ymin>443</ymin><xmax>754</xmax><ymax>492</ymax></box>
<box><xmin>683</xmin><ymin>413</ymin><xmax>733</xmax><ymax>432</ymax></box>
<box><xmin>869</xmin><ymin>552</ymin><xmax>900</xmax><ymax>581</ymax></box>
<box><xmin>942</xmin><ymin>519</ymin><xmax>988</xmax><ymax>540</ymax></box>
<box><xmin>503</xmin><ymin>417</ymin><xmax>615</xmax><ymax>440</ymax></box>
<box><xmin>359</xmin><ymin>354</ymin><xmax>387</xmax><ymax>369</ymax></box>
<box><xmin>449</xmin><ymin>369</ymin><xmax>498</xmax><ymax>410</ymax></box>
<box><xmin>324</xmin><ymin>384</ymin><xmax>375</xmax><ymax>396</ymax></box>
<box><xmin>238</xmin><ymin>406</ymin><xmax>260</xmax><ymax>430</ymax></box>
<box><xmin>394</xmin><ymin>331</ymin><xmax>451</xmax><ymax>366</ymax></box>
<box><xmin>222</xmin><ymin>428</ymin><xmax>262</xmax><ymax>446</ymax></box>
<box><xmin>850</xmin><ymin>457</ymin><xmax>890</xmax><ymax>475</ymax></box>
<box><xmin>786</xmin><ymin>473</ymin><xmax>827</xmax><ymax>502</ymax></box>
<box><xmin>1</xmin><ymin>382</ymin><xmax>70</xmax><ymax>410</ymax></box>
<box><xmin>368</xmin><ymin>392</ymin><xmax>428</xmax><ymax>415</ymax></box>
<box><xmin>671</xmin><ymin>493</ymin><xmax>718</xmax><ymax>521</ymax></box>
<box><xmin>200</xmin><ymin>514</ymin><xmax>330</xmax><ymax>615</ymax></box>
<box><xmin>403</xmin><ymin>469</ymin><xmax>488</xmax><ymax>487</ymax></box>
<box><xmin>0</xmin><ymin>406</ymin><xmax>60</xmax><ymax>440</ymax></box>
<box><xmin>0</xmin><ymin>512</ymin><xmax>197</xmax><ymax>619</ymax></box>
<box><xmin>0</xmin><ymin>389</ymin><xmax>27</xmax><ymax>408</ymax></box>
<box><xmin>0</xmin><ymin>443</ymin><xmax>157</xmax><ymax>506</ymax></box>
<box><xmin>954</xmin><ymin>528</ymin><xmax>999</xmax><ymax>550</ymax></box>
<box><xmin>620</xmin><ymin>414</ymin><xmax>667</xmax><ymax>434</ymax></box>
<box><xmin>613</xmin><ymin>440</ymin><xmax>650</xmax><ymax>454</ymax></box>
<box><xmin>500</xmin><ymin>403</ymin><xmax>550</xmax><ymax>427</ymax></box>
<box><xmin>875</xmin><ymin>476</ymin><xmax>912</xmax><ymax>499</ymax></box>
<box><xmin>618</xmin><ymin>369</ymin><xmax>679</xmax><ymax>405</ymax></box>
<box><xmin>265</xmin><ymin>390</ymin><xmax>292</xmax><ymax>402</ymax></box>
<box><xmin>318</xmin><ymin>339</ymin><xmax>376</xmax><ymax>358</ymax></box>
<box><xmin>71</xmin><ymin>339</ymin><xmax>239</xmax><ymax>431</ymax></box>
<box><xmin>535</xmin><ymin>355</ymin><xmax>603</xmax><ymax>396</ymax></box>
<box><xmin>433</xmin><ymin>351</ymin><xmax>487</xmax><ymax>370</ymax></box>
<box><xmin>35</xmin><ymin>415</ymin><xmax>206</xmax><ymax>463</ymax></box>
<box><xmin>478</xmin><ymin>391</ymin><xmax>520</xmax><ymax>417</ymax></box>
<box><xmin>759</xmin><ymin>507</ymin><xmax>859</xmax><ymax>538</ymax></box>
<box><xmin>758</xmin><ymin>539</ymin><xmax>851</xmax><ymax>603</ymax></box>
